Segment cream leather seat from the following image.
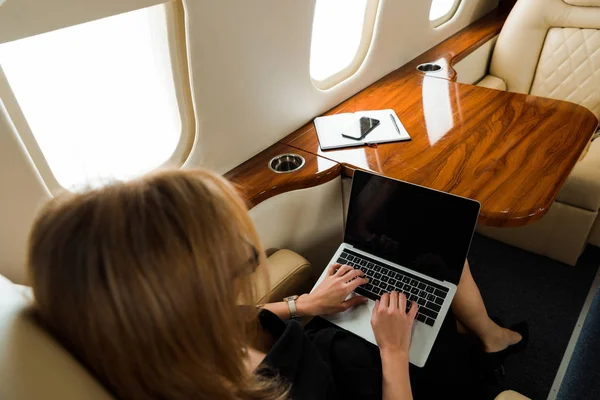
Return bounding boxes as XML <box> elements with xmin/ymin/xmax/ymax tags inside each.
<box><xmin>476</xmin><ymin>0</ymin><xmax>600</xmax><ymax>265</ymax></box>
<box><xmin>0</xmin><ymin>273</ymin><xmax>115</xmax><ymax>400</ymax></box>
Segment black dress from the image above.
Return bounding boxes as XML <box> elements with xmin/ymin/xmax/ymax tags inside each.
<box><xmin>258</xmin><ymin>309</ymin><xmax>485</xmax><ymax>400</ymax></box>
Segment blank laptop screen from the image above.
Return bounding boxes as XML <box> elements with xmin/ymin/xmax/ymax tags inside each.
<box><xmin>345</xmin><ymin>170</ymin><xmax>480</xmax><ymax>285</ymax></box>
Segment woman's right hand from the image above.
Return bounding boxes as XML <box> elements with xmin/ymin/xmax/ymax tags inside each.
<box><xmin>371</xmin><ymin>291</ymin><xmax>418</xmax><ymax>356</ymax></box>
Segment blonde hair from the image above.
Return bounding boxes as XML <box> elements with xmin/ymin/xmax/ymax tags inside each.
<box><xmin>28</xmin><ymin>169</ymin><xmax>288</xmax><ymax>400</ymax></box>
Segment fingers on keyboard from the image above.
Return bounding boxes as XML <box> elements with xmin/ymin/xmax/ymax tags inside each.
<box><xmin>339</xmin><ymin>251</ymin><xmax>446</xmax><ymax>327</ymax></box>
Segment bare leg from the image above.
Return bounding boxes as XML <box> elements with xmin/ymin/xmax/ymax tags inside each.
<box><xmin>451</xmin><ymin>260</ymin><xmax>522</xmax><ymax>352</ymax></box>
<box><xmin>456</xmin><ymin>320</ymin><xmax>468</xmax><ymax>334</ymax></box>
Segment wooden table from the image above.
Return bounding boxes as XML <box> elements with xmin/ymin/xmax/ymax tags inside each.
<box><xmin>227</xmin><ymin>8</ymin><xmax>598</xmax><ymax>228</ymax></box>
<box><xmin>282</xmin><ymin>74</ymin><xmax>596</xmax><ymax>227</ymax></box>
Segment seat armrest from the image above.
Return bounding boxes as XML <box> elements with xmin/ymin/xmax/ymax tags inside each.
<box><xmin>556</xmin><ymin>139</ymin><xmax>600</xmax><ymax>212</ymax></box>
<box><xmin>476</xmin><ymin>75</ymin><xmax>507</xmax><ymax>91</ymax></box>
<box><xmin>254</xmin><ymin>250</ymin><xmax>313</xmax><ymax>304</ymax></box>
<box><xmin>0</xmin><ymin>275</ymin><xmax>114</xmax><ymax>400</ymax></box>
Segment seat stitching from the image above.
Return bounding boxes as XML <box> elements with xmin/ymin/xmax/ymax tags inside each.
<box><xmin>533</xmin><ymin>28</ymin><xmax>600</xmax><ymax>117</ymax></box>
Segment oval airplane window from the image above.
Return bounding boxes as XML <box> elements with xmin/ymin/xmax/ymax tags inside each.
<box><xmin>0</xmin><ymin>4</ymin><xmax>189</xmax><ymax>191</ymax></box>
<box><xmin>310</xmin><ymin>0</ymin><xmax>379</xmax><ymax>89</ymax></box>
<box><xmin>429</xmin><ymin>0</ymin><xmax>462</xmax><ymax>27</ymax></box>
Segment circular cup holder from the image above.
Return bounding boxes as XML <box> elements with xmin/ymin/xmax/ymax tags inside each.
<box><xmin>417</xmin><ymin>63</ymin><xmax>443</xmax><ymax>73</ymax></box>
<box><xmin>269</xmin><ymin>154</ymin><xmax>306</xmax><ymax>174</ymax></box>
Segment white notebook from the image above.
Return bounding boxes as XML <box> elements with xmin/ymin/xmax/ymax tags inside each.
<box><xmin>314</xmin><ymin>109</ymin><xmax>411</xmax><ymax>150</ymax></box>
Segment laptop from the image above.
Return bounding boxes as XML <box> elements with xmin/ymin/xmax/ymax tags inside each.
<box><xmin>311</xmin><ymin>170</ymin><xmax>480</xmax><ymax>367</ymax></box>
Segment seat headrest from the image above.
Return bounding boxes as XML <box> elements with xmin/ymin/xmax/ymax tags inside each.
<box><xmin>563</xmin><ymin>0</ymin><xmax>600</xmax><ymax>6</ymax></box>
<box><xmin>0</xmin><ymin>274</ymin><xmax>115</xmax><ymax>400</ymax></box>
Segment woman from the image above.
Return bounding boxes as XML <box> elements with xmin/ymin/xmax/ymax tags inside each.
<box><xmin>28</xmin><ymin>169</ymin><xmax>526</xmax><ymax>399</ymax></box>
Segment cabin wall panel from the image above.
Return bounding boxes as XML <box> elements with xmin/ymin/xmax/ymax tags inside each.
<box><xmin>249</xmin><ymin>178</ymin><xmax>344</xmax><ymax>279</ymax></box>
<box><xmin>182</xmin><ymin>0</ymin><xmax>499</xmax><ymax>173</ymax></box>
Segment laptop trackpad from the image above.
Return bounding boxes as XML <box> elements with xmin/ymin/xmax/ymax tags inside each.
<box><xmin>324</xmin><ymin>299</ymin><xmax>378</xmax><ymax>345</ymax></box>
<box><xmin>323</xmin><ymin>297</ymin><xmax>427</xmax><ymax>358</ymax></box>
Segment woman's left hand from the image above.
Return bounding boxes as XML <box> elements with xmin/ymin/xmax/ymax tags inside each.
<box><xmin>297</xmin><ymin>263</ymin><xmax>369</xmax><ymax>317</ymax></box>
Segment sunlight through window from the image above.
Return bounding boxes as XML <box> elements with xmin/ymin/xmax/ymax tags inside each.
<box><xmin>0</xmin><ymin>4</ymin><xmax>182</xmax><ymax>190</ymax></box>
<box><xmin>422</xmin><ymin>78</ymin><xmax>454</xmax><ymax>146</ymax></box>
<box><xmin>310</xmin><ymin>0</ymin><xmax>369</xmax><ymax>84</ymax></box>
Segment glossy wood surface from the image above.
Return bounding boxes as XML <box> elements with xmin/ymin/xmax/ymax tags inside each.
<box><xmin>225</xmin><ymin>143</ymin><xmax>341</xmax><ymax>208</ymax></box>
<box><xmin>283</xmin><ymin>74</ymin><xmax>598</xmax><ymax>227</ymax></box>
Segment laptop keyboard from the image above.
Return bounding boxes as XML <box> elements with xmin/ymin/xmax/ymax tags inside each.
<box><xmin>337</xmin><ymin>249</ymin><xmax>449</xmax><ymax>327</ymax></box>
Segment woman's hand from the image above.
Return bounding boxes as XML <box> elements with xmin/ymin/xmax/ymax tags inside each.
<box><xmin>296</xmin><ymin>263</ymin><xmax>369</xmax><ymax>317</ymax></box>
<box><xmin>371</xmin><ymin>291</ymin><xmax>418</xmax><ymax>356</ymax></box>
<box><xmin>375</xmin><ymin>291</ymin><xmax>417</xmax><ymax>400</ymax></box>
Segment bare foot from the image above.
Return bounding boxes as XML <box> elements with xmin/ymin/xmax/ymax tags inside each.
<box><xmin>483</xmin><ymin>327</ymin><xmax>522</xmax><ymax>353</ymax></box>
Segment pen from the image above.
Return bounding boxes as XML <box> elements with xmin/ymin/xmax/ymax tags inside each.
<box><xmin>390</xmin><ymin>113</ymin><xmax>401</xmax><ymax>134</ymax></box>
